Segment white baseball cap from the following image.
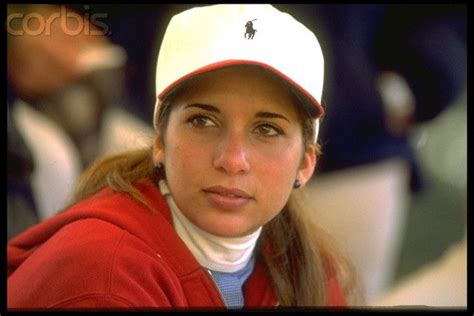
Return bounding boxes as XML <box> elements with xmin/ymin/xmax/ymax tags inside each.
<box><xmin>154</xmin><ymin>4</ymin><xmax>324</xmax><ymax>142</ymax></box>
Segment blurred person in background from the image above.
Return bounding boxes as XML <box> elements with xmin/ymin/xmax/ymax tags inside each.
<box><xmin>7</xmin><ymin>4</ymin><xmax>153</xmax><ymax>238</ymax></box>
<box><xmin>371</xmin><ymin>91</ymin><xmax>467</xmax><ymax>307</ymax></box>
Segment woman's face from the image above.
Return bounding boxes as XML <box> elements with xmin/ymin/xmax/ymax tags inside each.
<box><xmin>154</xmin><ymin>67</ymin><xmax>316</xmax><ymax>237</ymax></box>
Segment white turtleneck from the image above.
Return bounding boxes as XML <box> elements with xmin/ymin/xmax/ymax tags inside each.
<box><xmin>158</xmin><ymin>180</ymin><xmax>262</xmax><ymax>273</ymax></box>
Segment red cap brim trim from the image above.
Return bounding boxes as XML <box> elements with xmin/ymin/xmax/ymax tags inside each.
<box><xmin>156</xmin><ymin>59</ymin><xmax>324</xmax><ymax>118</ymax></box>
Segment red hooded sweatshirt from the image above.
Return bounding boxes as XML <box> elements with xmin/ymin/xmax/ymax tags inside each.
<box><xmin>7</xmin><ymin>180</ymin><xmax>346</xmax><ymax>310</ymax></box>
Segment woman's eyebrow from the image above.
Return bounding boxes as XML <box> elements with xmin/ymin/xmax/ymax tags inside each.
<box><xmin>184</xmin><ymin>103</ymin><xmax>220</xmax><ymax>113</ymax></box>
<box><xmin>183</xmin><ymin>104</ymin><xmax>290</xmax><ymax>122</ymax></box>
<box><xmin>256</xmin><ymin>112</ymin><xmax>290</xmax><ymax>123</ymax></box>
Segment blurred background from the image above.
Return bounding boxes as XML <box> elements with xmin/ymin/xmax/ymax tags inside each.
<box><xmin>7</xmin><ymin>4</ymin><xmax>467</xmax><ymax>307</ymax></box>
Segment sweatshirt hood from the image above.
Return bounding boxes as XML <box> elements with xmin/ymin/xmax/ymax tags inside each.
<box><xmin>7</xmin><ymin>180</ymin><xmax>199</xmax><ymax>278</ymax></box>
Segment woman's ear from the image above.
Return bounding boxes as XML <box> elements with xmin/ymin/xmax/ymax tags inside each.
<box><xmin>152</xmin><ymin>133</ymin><xmax>165</xmax><ymax>166</ymax></box>
<box><xmin>296</xmin><ymin>144</ymin><xmax>317</xmax><ymax>187</ymax></box>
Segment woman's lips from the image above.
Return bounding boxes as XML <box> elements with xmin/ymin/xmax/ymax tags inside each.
<box><xmin>203</xmin><ymin>185</ymin><xmax>253</xmax><ymax>209</ymax></box>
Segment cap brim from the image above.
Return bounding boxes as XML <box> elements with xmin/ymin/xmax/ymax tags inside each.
<box><xmin>157</xmin><ymin>59</ymin><xmax>324</xmax><ymax>119</ymax></box>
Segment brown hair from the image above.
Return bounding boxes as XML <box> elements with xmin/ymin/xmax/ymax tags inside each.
<box><xmin>72</xmin><ymin>67</ymin><xmax>362</xmax><ymax>306</ymax></box>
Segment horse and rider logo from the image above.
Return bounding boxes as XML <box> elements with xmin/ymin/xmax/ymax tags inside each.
<box><xmin>244</xmin><ymin>19</ymin><xmax>257</xmax><ymax>39</ymax></box>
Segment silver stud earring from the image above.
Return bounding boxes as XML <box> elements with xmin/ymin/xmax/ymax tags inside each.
<box><xmin>155</xmin><ymin>162</ymin><xmax>166</xmax><ymax>181</ymax></box>
<box><xmin>293</xmin><ymin>179</ymin><xmax>301</xmax><ymax>189</ymax></box>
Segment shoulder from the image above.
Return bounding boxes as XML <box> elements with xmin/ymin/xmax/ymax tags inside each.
<box><xmin>8</xmin><ymin>218</ymin><xmax>179</xmax><ymax>309</ymax></box>
<box><xmin>8</xmin><ymin>219</ymin><xmax>129</xmax><ymax>308</ymax></box>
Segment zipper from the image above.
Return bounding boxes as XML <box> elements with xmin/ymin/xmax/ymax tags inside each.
<box><xmin>206</xmin><ymin>269</ymin><xmax>227</xmax><ymax>307</ymax></box>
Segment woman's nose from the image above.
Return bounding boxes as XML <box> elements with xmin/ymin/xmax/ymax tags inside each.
<box><xmin>212</xmin><ymin>131</ymin><xmax>250</xmax><ymax>175</ymax></box>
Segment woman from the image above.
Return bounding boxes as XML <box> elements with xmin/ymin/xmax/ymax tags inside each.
<box><xmin>8</xmin><ymin>4</ymin><xmax>360</xmax><ymax>309</ymax></box>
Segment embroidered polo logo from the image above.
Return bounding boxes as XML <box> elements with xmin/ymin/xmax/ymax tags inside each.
<box><xmin>244</xmin><ymin>19</ymin><xmax>257</xmax><ymax>39</ymax></box>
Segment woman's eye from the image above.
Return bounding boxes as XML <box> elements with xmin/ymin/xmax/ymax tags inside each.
<box><xmin>187</xmin><ymin>115</ymin><xmax>217</xmax><ymax>128</ymax></box>
<box><xmin>254</xmin><ymin>124</ymin><xmax>282</xmax><ymax>137</ymax></box>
